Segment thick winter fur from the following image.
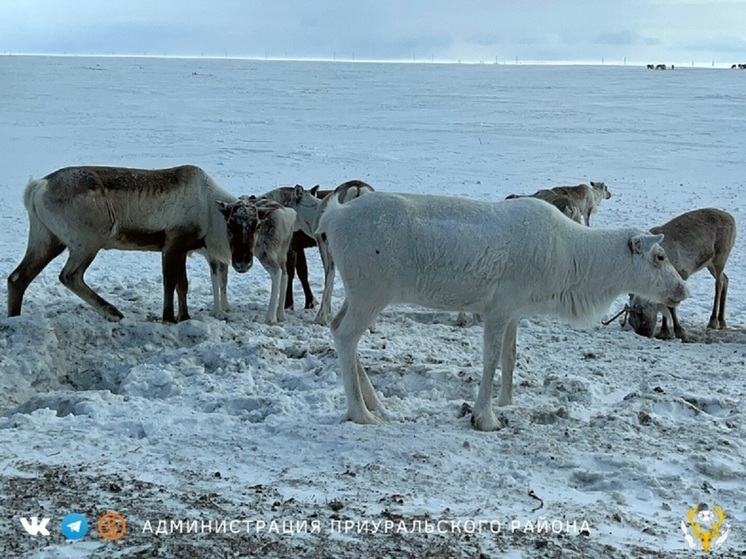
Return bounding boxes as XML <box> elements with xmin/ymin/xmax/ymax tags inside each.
<box><xmin>284</xmin><ymin>180</ymin><xmax>374</xmax><ymax>326</ymax></box>
<box><xmin>8</xmin><ymin>165</ymin><xmax>242</xmax><ymax>322</ymax></box>
<box><xmin>506</xmin><ymin>189</ymin><xmax>582</xmax><ymax>223</ymax></box>
<box><xmin>550</xmin><ymin>181</ymin><xmax>611</xmax><ymax>226</ymax></box>
<box><xmin>239</xmin><ymin>196</ymin><xmax>298</xmax><ymax>323</ymax></box>
<box><xmin>317</xmin><ymin>193</ymin><xmax>689</xmax><ymax>431</ymax></box>
<box><xmin>628</xmin><ymin>208</ymin><xmax>736</xmax><ymax>339</ymax></box>
<box><xmin>262</xmin><ymin>185</ymin><xmax>331</xmax><ymax>310</ymax></box>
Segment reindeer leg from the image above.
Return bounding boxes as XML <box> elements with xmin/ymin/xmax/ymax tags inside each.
<box><xmin>473</xmin><ymin>313</ymin><xmax>513</xmax><ymax>431</ymax></box>
<box><xmin>160</xmin><ymin>247</ymin><xmax>180</xmax><ymax>323</ymax></box>
<box><xmin>670</xmin><ymin>307</ymin><xmax>686</xmax><ymax>339</ymax></box>
<box><xmin>209</xmin><ymin>260</ymin><xmax>228</xmax><ymax>318</ymax></box>
<box><xmin>219</xmin><ymin>261</ymin><xmax>229</xmax><ymax>313</ymax></box>
<box><xmin>657</xmin><ymin>308</ymin><xmax>675</xmax><ymax>339</ymax></box>
<box><xmin>708</xmin><ymin>270</ymin><xmax>728</xmax><ymax>329</ymax></box>
<box><xmin>296</xmin><ymin>247</ymin><xmax>317</xmax><ymax>309</ymax></box>
<box><xmin>314</xmin><ymin>236</ymin><xmax>335</xmax><ymax>326</ymax></box>
<box><xmin>331</xmin><ymin>297</ymin><xmax>384</xmax><ymax>424</ymax></box>
<box><xmin>262</xmin><ymin>259</ymin><xmax>283</xmax><ymax>324</ymax></box>
<box><xmin>278</xmin><ymin>262</ymin><xmax>288</xmax><ymax>322</ymax></box>
<box><xmin>7</xmin><ymin>232</ymin><xmax>65</xmax><ymax>316</ymax></box>
<box><xmin>717</xmin><ymin>272</ymin><xmax>728</xmax><ymax>329</ymax></box>
<box><xmin>59</xmin><ymin>247</ymin><xmax>123</xmax><ymax>320</ymax></box>
<box><xmin>174</xmin><ymin>251</ymin><xmax>190</xmax><ymax>322</ymax></box>
<box><xmin>284</xmin><ymin>244</ymin><xmax>297</xmax><ymax>310</ymax></box>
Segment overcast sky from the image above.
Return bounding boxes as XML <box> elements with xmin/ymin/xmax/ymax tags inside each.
<box><xmin>1</xmin><ymin>1</ymin><xmax>745</xmax><ymax>64</ymax></box>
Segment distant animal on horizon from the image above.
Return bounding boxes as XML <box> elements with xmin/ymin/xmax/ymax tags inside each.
<box><xmin>285</xmin><ymin>180</ymin><xmax>375</xmax><ymax>326</ymax></box>
<box><xmin>732</xmin><ymin>63</ymin><xmax>746</xmax><ymax>69</ymax></box>
<box><xmin>505</xmin><ymin>189</ymin><xmax>583</xmax><ymax>224</ymax></box>
<box><xmin>7</xmin><ymin>165</ymin><xmax>262</xmax><ymax>322</ymax></box>
<box><xmin>262</xmin><ymin>184</ymin><xmax>332</xmax><ymax>311</ymax></box>
<box><xmin>647</xmin><ymin>64</ymin><xmax>655</xmax><ymax>70</ymax></box>
<box><xmin>317</xmin><ymin>192</ymin><xmax>688</xmax><ymax>431</ymax></box>
<box><xmin>625</xmin><ymin>208</ymin><xmax>736</xmax><ymax>340</ymax></box>
<box><xmin>548</xmin><ymin>181</ymin><xmax>611</xmax><ymax>226</ymax></box>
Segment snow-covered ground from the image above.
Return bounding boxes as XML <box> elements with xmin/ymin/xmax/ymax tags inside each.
<box><xmin>0</xmin><ymin>56</ymin><xmax>744</xmax><ymax>558</ymax></box>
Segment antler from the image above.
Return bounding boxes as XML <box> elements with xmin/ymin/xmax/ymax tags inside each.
<box><xmin>602</xmin><ymin>304</ymin><xmax>630</xmax><ymax>326</ymax></box>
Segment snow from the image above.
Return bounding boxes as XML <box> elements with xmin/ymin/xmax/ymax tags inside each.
<box><xmin>0</xmin><ymin>56</ymin><xmax>744</xmax><ymax>558</ymax></box>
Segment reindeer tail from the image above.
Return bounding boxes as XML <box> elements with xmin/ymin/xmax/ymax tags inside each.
<box><xmin>23</xmin><ymin>177</ymin><xmax>47</xmax><ymax>214</ymax></box>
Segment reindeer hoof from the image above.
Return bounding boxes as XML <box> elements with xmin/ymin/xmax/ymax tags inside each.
<box><xmin>471</xmin><ymin>408</ymin><xmax>506</xmax><ymax>432</ymax></box>
<box><xmin>342</xmin><ymin>409</ymin><xmax>382</xmax><ymax>425</ymax></box>
<box><xmin>105</xmin><ymin>305</ymin><xmax>124</xmax><ymax>321</ymax></box>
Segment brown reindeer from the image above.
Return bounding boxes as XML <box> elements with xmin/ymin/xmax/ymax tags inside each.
<box><xmin>627</xmin><ymin>208</ymin><xmax>736</xmax><ymax>339</ymax></box>
<box><xmin>7</xmin><ymin>165</ymin><xmax>260</xmax><ymax>322</ymax></box>
<box><xmin>550</xmin><ymin>181</ymin><xmax>611</xmax><ymax>226</ymax></box>
<box><xmin>506</xmin><ymin>189</ymin><xmax>582</xmax><ymax>224</ymax></box>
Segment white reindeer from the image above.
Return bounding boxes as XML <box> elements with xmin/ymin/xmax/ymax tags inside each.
<box><xmin>7</xmin><ymin>165</ymin><xmax>261</xmax><ymax>322</ymax></box>
<box><xmin>283</xmin><ymin>180</ymin><xmax>374</xmax><ymax>326</ymax></box>
<box><xmin>626</xmin><ymin>208</ymin><xmax>736</xmax><ymax>339</ymax></box>
<box><xmin>317</xmin><ymin>193</ymin><xmax>689</xmax><ymax>431</ymax></box>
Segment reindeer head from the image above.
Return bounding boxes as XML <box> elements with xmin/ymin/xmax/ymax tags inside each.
<box><xmin>217</xmin><ymin>199</ymin><xmax>261</xmax><ymax>273</ymax></box>
<box><xmin>625</xmin><ymin>233</ymin><xmax>688</xmax><ymax>335</ymax></box>
<box><xmin>590</xmin><ymin>181</ymin><xmax>611</xmax><ymax>199</ymax></box>
<box><xmin>626</xmin><ymin>293</ymin><xmax>659</xmax><ymax>337</ymax></box>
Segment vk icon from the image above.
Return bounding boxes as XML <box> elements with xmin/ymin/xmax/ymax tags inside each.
<box><xmin>60</xmin><ymin>513</ymin><xmax>88</xmax><ymax>541</ymax></box>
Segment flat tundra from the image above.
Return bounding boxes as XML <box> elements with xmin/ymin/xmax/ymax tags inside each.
<box><xmin>317</xmin><ymin>193</ymin><xmax>689</xmax><ymax>431</ymax></box>
<box><xmin>7</xmin><ymin>165</ymin><xmax>256</xmax><ymax>322</ymax></box>
<box><xmin>627</xmin><ymin>208</ymin><xmax>736</xmax><ymax>339</ymax></box>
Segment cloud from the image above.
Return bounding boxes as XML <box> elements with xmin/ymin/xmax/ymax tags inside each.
<box><xmin>0</xmin><ymin>0</ymin><xmax>744</xmax><ymax>64</ymax></box>
<box><xmin>594</xmin><ymin>30</ymin><xmax>660</xmax><ymax>46</ymax></box>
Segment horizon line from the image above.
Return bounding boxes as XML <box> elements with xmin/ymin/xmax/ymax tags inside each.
<box><xmin>1</xmin><ymin>51</ymin><xmax>739</xmax><ymax>69</ymax></box>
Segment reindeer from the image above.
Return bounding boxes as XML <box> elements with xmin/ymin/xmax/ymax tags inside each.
<box><xmin>283</xmin><ymin>180</ymin><xmax>375</xmax><ymax>326</ymax></box>
<box><xmin>232</xmin><ymin>196</ymin><xmax>297</xmax><ymax>324</ymax></box>
<box><xmin>261</xmin><ymin>185</ymin><xmax>332</xmax><ymax>310</ymax></box>
<box><xmin>625</xmin><ymin>208</ymin><xmax>736</xmax><ymax>339</ymax></box>
<box><xmin>550</xmin><ymin>181</ymin><xmax>611</xmax><ymax>226</ymax></box>
<box><xmin>506</xmin><ymin>189</ymin><xmax>582</xmax><ymax>224</ymax></box>
<box><xmin>318</xmin><ymin>193</ymin><xmax>688</xmax><ymax>430</ymax></box>
<box><xmin>7</xmin><ymin>165</ymin><xmax>262</xmax><ymax>322</ymax></box>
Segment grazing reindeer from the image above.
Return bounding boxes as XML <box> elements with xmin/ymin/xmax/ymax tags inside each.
<box><xmin>318</xmin><ymin>193</ymin><xmax>688</xmax><ymax>431</ymax></box>
<box><xmin>550</xmin><ymin>181</ymin><xmax>611</xmax><ymax>226</ymax></box>
<box><xmin>285</xmin><ymin>180</ymin><xmax>375</xmax><ymax>326</ymax></box>
<box><xmin>231</xmin><ymin>196</ymin><xmax>297</xmax><ymax>324</ymax></box>
<box><xmin>506</xmin><ymin>189</ymin><xmax>582</xmax><ymax>223</ymax></box>
<box><xmin>262</xmin><ymin>185</ymin><xmax>332</xmax><ymax>310</ymax></box>
<box><xmin>7</xmin><ymin>165</ymin><xmax>258</xmax><ymax>322</ymax></box>
<box><xmin>626</xmin><ymin>208</ymin><xmax>736</xmax><ymax>339</ymax></box>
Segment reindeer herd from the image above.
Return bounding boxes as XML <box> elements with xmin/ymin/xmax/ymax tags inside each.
<box><xmin>6</xmin><ymin>164</ymin><xmax>737</xmax><ymax>430</ymax></box>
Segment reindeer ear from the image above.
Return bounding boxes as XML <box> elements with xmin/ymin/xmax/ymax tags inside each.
<box><xmin>310</xmin><ymin>184</ymin><xmax>320</xmax><ymax>196</ymax></box>
<box><xmin>293</xmin><ymin>184</ymin><xmax>305</xmax><ymax>203</ymax></box>
<box><xmin>216</xmin><ymin>200</ymin><xmax>232</xmax><ymax>217</ymax></box>
<box><xmin>629</xmin><ymin>233</ymin><xmax>664</xmax><ymax>255</ymax></box>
